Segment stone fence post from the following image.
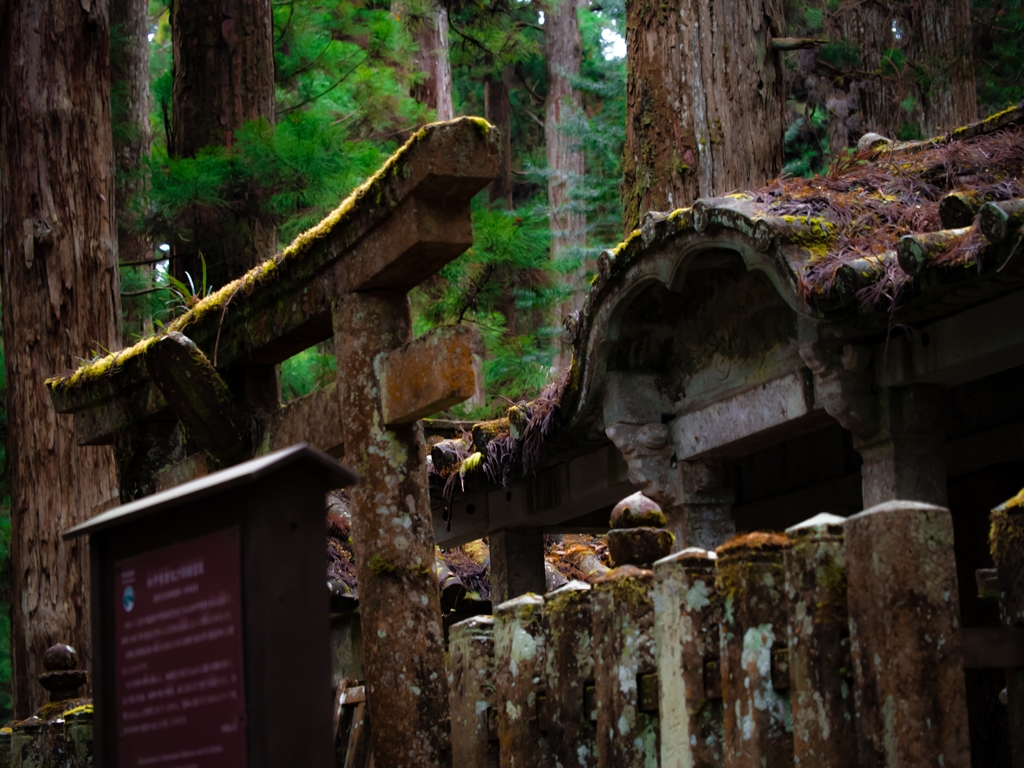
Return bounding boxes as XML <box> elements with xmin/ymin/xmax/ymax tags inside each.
<box><xmin>494</xmin><ymin>593</ymin><xmax>549</xmax><ymax>767</ymax></box>
<box><xmin>715</xmin><ymin>533</ymin><xmax>792</xmax><ymax>768</ymax></box>
<box><xmin>592</xmin><ymin>492</ymin><xmax>671</xmax><ymax>768</ymax></box>
<box><xmin>653</xmin><ymin>547</ymin><xmax>723</xmax><ymax>768</ymax></box>
<box><xmin>845</xmin><ymin>500</ymin><xmax>970</xmax><ymax>766</ymax></box>
<box><xmin>784</xmin><ymin>513</ymin><xmax>856</xmax><ymax>767</ymax></box>
<box><xmin>543</xmin><ymin>581</ymin><xmax>597</xmax><ymax>767</ymax></box>
<box><xmin>990</xmin><ymin>493</ymin><xmax>1024</xmax><ymax>765</ymax></box>
<box><xmin>449</xmin><ymin>616</ymin><xmax>499</xmax><ymax>767</ymax></box>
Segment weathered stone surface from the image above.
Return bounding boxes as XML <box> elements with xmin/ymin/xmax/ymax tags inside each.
<box><xmin>653</xmin><ymin>548</ymin><xmax>723</xmax><ymax>768</ymax></box>
<box><xmin>449</xmin><ymin>616</ymin><xmax>499</xmax><ymax>768</ymax></box>
<box><xmin>854</xmin><ymin>385</ymin><xmax>947</xmax><ymax>508</ymax></box>
<box><xmin>678</xmin><ymin>460</ymin><xmax>736</xmax><ymax>552</ymax></box>
<box><xmin>543</xmin><ymin>581</ymin><xmax>596</xmax><ymax>768</ymax></box>
<box><xmin>607</xmin><ymin>527</ymin><xmax>674</xmax><ymax>568</ymax></box>
<box><xmin>334</xmin><ymin>291</ymin><xmax>450</xmax><ymax>767</ymax></box>
<box><xmin>49</xmin><ymin>117</ymin><xmax>501</xmax><ymax>445</ymax></box>
<box><xmin>494</xmin><ymin>594</ymin><xmax>549</xmax><ymax>768</ymax></box>
<box><xmin>490</xmin><ymin>528</ymin><xmax>547</xmax><ymax>605</ymax></box>
<box><xmin>143</xmin><ymin>332</ymin><xmax>250</xmax><ymax>463</ymax></box>
<box><xmin>715</xmin><ymin>533</ymin><xmax>792</xmax><ymax>768</ymax></box>
<box><xmin>990</xmin><ymin>492</ymin><xmax>1024</xmax><ymax>766</ymax></box>
<box><xmin>845</xmin><ymin>501</ymin><xmax>970</xmax><ymax>767</ymax></box>
<box><xmin>381</xmin><ymin>325</ymin><xmax>478</xmax><ymax>425</ymax></box>
<box><xmin>261</xmin><ymin>381</ymin><xmax>344</xmax><ymax>457</ymax></box>
<box><xmin>783</xmin><ymin>513</ymin><xmax>856</xmax><ymax>767</ymax></box>
<box><xmin>592</xmin><ymin>565</ymin><xmax>658</xmax><ymax>768</ymax></box>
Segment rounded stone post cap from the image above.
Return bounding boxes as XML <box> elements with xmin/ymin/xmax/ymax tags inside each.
<box><xmin>42</xmin><ymin>643</ymin><xmax>77</xmax><ymax>671</ymax></box>
<box><xmin>653</xmin><ymin>547</ymin><xmax>717</xmax><ymax>568</ymax></box>
<box><xmin>609</xmin><ymin>492</ymin><xmax>666</xmax><ymax>529</ymax></box>
<box><xmin>785</xmin><ymin>512</ymin><xmax>846</xmax><ymax>538</ymax></box>
<box><xmin>845</xmin><ymin>499</ymin><xmax>950</xmax><ymax>528</ymax></box>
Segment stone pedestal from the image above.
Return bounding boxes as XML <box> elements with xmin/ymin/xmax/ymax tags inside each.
<box><xmin>449</xmin><ymin>616</ymin><xmax>499</xmax><ymax>768</ymax></box>
<box><xmin>654</xmin><ymin>547</ymin><xmax>723</xmax><ymax>768</ymax></box>
<box><xmin>543</xmin><ymin>581</ymin><xmax>597</xmax><ymax>768</ymax></box>
<box><xmin>784</xmin><ymin>514</ymin><xmax>856</xmax><ymax>767</ymax></box>
<box><xmin>845</xmin><ymin>501</ymin><xmax>970</xmax><ymax>767</ymax></box>
<box><xmin>855</xmin><ymin>385</ymin><xmax>947</xmax><ymax>508</ymax></box>
<box><xmin>715</xmin><ymin>533</ymin><xmax>792</xmax><ymax>768</ymax></box>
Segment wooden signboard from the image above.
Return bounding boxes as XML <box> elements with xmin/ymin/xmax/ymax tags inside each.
<box><xmin>66</xmin><ymin>444</ymin><xmax>358</xmax><ymax>768</ymax></box>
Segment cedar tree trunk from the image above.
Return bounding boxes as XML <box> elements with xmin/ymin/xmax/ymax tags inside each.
<box><xmin>408</xmin><ymin>3</ymin><xmax>454</xmax><ymax>121</ymax></box>
<box><xmin>545</xmin><ymin>0</ymin><xmax>585</xmax><ymax>268</ymax></box>
<box><xmin>485</xmin><ymin>69</ymin><xmax>513</xmax><ymax>209</ymax></box>
<box><xmin>836</xmin><ymin>0</ymin><xmax>976</xmax><ymax>138</ymax></box>
<box><xmin>622</xmin><ymin>0</ymin><xmax>786</xmax><ymax>233</ymax></box>
<box><xmin>169</xmin><ymin>0</ymin><xmax>276</xmax><ymax>290</ymax></box>
<box><xmin>0</xmin><ymin>0</ymin><xmax>123</xmax><ymax>717</ymax></box>
<box><xmin>111</xmin><ymin>0</ymin><xmax>154</xmax><ymax>342</ymax></box>
<box><xmin>545</xmin><ymin>0</ymin><xmax>587</xmax><ymax>371</ymax></box>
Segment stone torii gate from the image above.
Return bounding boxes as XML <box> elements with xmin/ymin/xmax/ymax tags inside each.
<box><xmin>46</xmin><ymin>118</ymin><xmax>500</xmax><ymax>766</ymax></box>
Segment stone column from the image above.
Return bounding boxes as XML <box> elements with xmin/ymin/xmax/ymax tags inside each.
<box><xmin>592</xmin><ymin>565</ymin><xmax>658</xmax><ymax>768</ymax></box>
<box><xmin>679</xmin><ymin>460</ymin><xmax>736</xmax><ymax>551</ymax></box>
<box><xmin>784</xmin><ymin>513</ymin><xmax>857</xmax><ymax>767</ymax></box>
<box><xmin>449</xmin><ymin>616</ymin><xmax>499</xmax><ymax>767</ymax></box>
<box><xmin>716</xmin><ymin>533</ymin><xmax>792</xmax><ymax>768</ymax></box>
<box><xmin>990</xmin><ymin>494</ymin><xmax>1024</xmax><ymax>766</ymax></box>
<box><xmin>494</xmin><ymin>594</ymin><xmax>549</xmax><ymax>767</ymax></box>
<box><xmin>854</xmin><ymin>385</ymin><xmax>947</xmax><ymax>509</ymax></box>
<box><xmin>845</xmin><ymin>501</ymin><xmax>970</xmax><ymax>766</ymax></box>
<box><xmin>334</xmin><ymin>291</ymin><xmax>450</xmax><ymax>767</ymax></box>
<box><xmin>653</xmin><ymin>547</ymin><xmax>723</xmax><ymax>768</ymax></box>
<box><xmin>490</xmin><ymin>527</ymin><xmax>547</xmax><ymax>605</ymax></box>
<box><xmin>543</xmin><ymin>580</ymin><xmax>596</xmax><ymax>768</ymax></box>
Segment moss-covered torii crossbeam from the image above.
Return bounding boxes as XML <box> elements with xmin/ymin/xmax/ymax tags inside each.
<box><xmin>46</xmin><ymin>117</ymin><xmax>501</xmax><ymax>767</ymax></box>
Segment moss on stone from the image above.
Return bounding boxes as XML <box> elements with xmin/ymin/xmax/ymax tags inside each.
<box><xmin>369</xmin><ymin>554</ymin><xmax>398</xmax><ymax>577</ymax></box>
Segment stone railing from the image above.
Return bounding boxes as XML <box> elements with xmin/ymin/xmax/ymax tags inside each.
<box><xmin>448</xmin><ymin>496</ymin><xmax>996</xmax><ymax>767</ymax></box>
<box><xmin>0</xmin><ymin>644</ymin><xmax>92</xmax><ymax>767</ymax></box>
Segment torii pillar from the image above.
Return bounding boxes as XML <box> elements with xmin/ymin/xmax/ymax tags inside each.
<box><xmin>332</xmin><ymin>135</ymin><xmax>498</xmax><ymax>765</ymax></box>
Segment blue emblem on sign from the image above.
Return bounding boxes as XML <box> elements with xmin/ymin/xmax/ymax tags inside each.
<box><xmin>123</xmin><ymin>585</ymin><xmax>135</xmax><ymax>612</ymax></box>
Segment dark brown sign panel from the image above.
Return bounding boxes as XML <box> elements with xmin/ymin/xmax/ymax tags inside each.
<box><xmin>114</xmin><ymin>526</ymin><xmax>246</xmax><ymax>768</ymax></box>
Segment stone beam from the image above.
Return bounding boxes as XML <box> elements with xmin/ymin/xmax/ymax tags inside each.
<box><xmin>670</xmin><ymin>369</ymin><xmax>828</xmax><ymax>460</ymax></box>
<box><xmin>381</xmin><ymin>325</ymin><xmax>477</xmax><ymax>425</ymax></box>
<box><xmin>261</xmin><ymin>383</ymin><xmax>345</xmax><ymax>458</ymax></box>
<box><xmin>144</xmin><ymin>333</ymin><xmax>249</xmax><ymax>464</ymax></box>
<box><xmin>876</xmin><ymin>288</ymin><xmax>1024</xmax><ymax>388</ymax></box>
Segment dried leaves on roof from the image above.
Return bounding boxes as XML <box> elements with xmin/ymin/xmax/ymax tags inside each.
<box><xmin>753</xmin><ymin>120</ymin><xmax>1024</xmax><ymax>306</ymax></box>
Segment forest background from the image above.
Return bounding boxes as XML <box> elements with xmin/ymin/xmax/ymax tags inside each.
<box><xmin>0</xmin><ymin>0</ymin><xmax>1020</xmax><ymax>718</ymax></box>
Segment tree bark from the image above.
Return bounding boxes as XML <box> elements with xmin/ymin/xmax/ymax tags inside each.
<box><xmin>0</xmin><ymin>0</ymin><xmax>122</xmax><ymax>717</ymax></box>
<box><xmin>485</xmin><ymin>70</ymin><xmax>513</xmax><ymax>209</ymax></box>
<box><xmin>169</xmin><ymin>0</ymin><xmax>276</xmax><ymax>290</ymax></box>
<box><xmin>835</xmin><ymin>0</ymin><xmax>976</xmax><ymax>138</ymax></box>
<box><xmin>407</xmin><ymin>3</ymin><xmax>454</xmax><ymax>121</ymax></box>
<box><xmin>622</xmin><ymin>0</ymin><xmax>786</xmax><ymax>234</ymax></box>
<box><xmin>111</xmin><ymin>0</ymin><xmax>153</xmax><ymax>342</ymax></box>
<box><xmin>544</xmin><ymin>0</ymin><xmax>586</xmax><ymax>290</ymax></box>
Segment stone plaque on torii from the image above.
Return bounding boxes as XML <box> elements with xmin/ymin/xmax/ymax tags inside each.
<box><xmin>47</xmin><ymin>118</ymin><xmax>501</xmax><ymax>766</ymax></box>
